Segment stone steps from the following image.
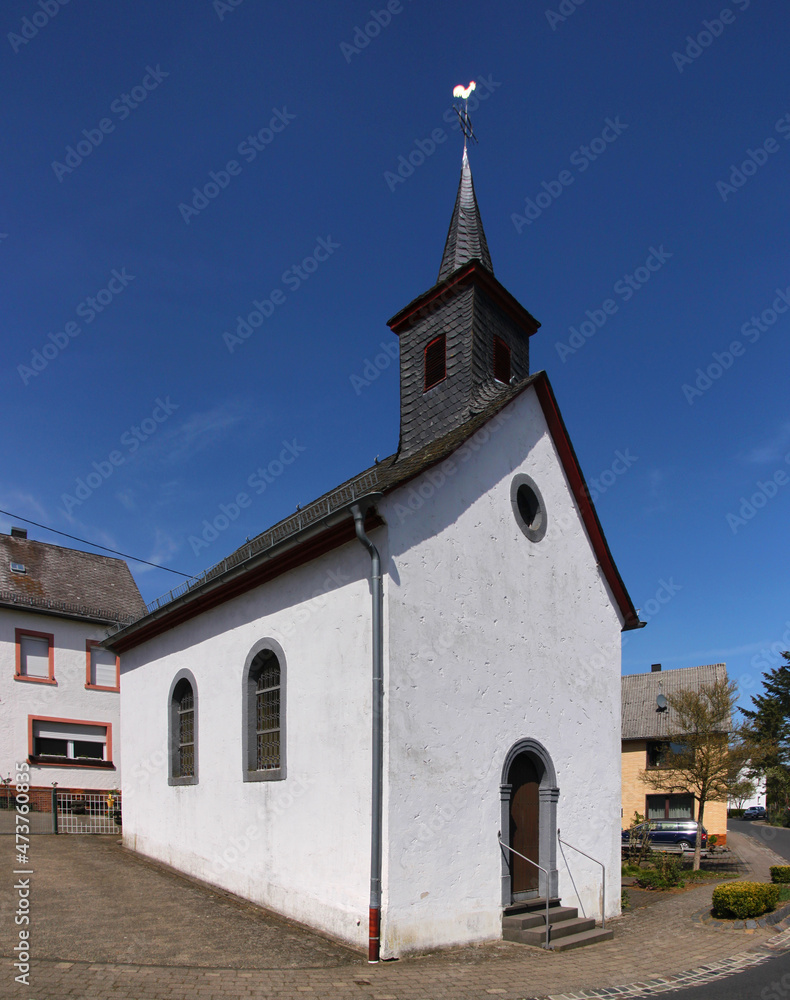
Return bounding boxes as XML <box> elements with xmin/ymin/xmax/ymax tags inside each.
<box><xmin>503</xmin><ymin>898</ymin><xmax>613</xmax><ymax>951</ymax></box>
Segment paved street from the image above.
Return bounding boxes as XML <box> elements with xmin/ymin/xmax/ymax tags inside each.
<box><xmin>2</xmin><ymin>831</ymin><xmax>790</xmax><ymax>1000</ymax></box>
<box><xmin>623</xmin><ymin>948</ymin><xmax>790</xmax><ymax>1000</ymax></box>
<box><xmin>730</xmin><ymin>817</ymin><xmax>790</xmax><ymax>862</ymax></box>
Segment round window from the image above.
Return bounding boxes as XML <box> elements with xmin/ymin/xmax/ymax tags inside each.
<box><xmin>510</xmin><ymin>474</ymin><xmax>547</xmax><ymax>542</ymax></box>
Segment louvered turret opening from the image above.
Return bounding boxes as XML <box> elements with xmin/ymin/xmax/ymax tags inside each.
<box><xmin>424</xmin><ymin>334</ymin><xmax>446</xmax><ymax>391</ymax></box>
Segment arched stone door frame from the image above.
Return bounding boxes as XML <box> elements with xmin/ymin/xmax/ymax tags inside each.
<box><xmin>500</xmin><ymin>738</ymin><xmax>559</xmax><ymax>904</ymax></box>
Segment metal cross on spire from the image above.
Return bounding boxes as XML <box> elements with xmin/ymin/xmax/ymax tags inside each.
<box><xmin>452</xmin><ymin>80</ymin><xmax>478</xmax><ymax>153</ymax></box>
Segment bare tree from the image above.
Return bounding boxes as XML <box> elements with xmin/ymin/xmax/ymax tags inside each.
<box><xmin>640</xmin><ymin>678</ymin><xmax>755</xmax><ymax>870</ymax></box>
<box><xmin>727</xmin><ymin>775</ymin><xmax>756</xmax><ymax>812</ymax></box>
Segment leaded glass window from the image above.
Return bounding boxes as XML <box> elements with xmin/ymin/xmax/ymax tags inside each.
<box><xmin>255</xmin><ymin>655</ymin><xmax>280</xmax><ymax>770</ymax></box>
<box><xmin>175</xmin><ymin>679</ymin><xmax>194</xmax><ymax>778</ymax></box>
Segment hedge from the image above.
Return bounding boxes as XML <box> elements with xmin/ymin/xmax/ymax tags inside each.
<box><xmin>712</xmin><ymin>881</ymin><xmax>780</xmax><ymax>919</ymax></box>
<box><xmin>770</xmin><ymin>866</ymin><xmax>790</xmax><ymax>884</ymax></box>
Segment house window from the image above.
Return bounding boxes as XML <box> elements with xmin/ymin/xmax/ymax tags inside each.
<box><xmin>85</xmin><ymin>640</ymin><xmax>120</xmax><ymax>691</ymax></box>
<box><xmin>15</xmin><ymin>629</ymin><xmax>55</xmax><ymax>684</ymax></box>
<box><xmin>168</xmin><ymin>670</ymin><xmax>198</xmax><ymax>785</ymax></box>
<box><xmin>29</xmin><ymin>716</ymin><xmax>113</xmax><ymax>768</ymax></box>
<box><xmin>646</xmin><ymin>794</ymin><xmax>694</xmax><ymax>820</ymax></box>
<box><xmin>646</xmin><ymin>741</ymin><xmax>690</xmax><ymax>768</ymax></box>
<box><xmin>493</xmin><ymin>336</ymin><xmax>511</xmax><ymax>383</ymax></box>
<box><xmin>424</xmin><ymin>334</ymin><xmax>446</xmax><ymax>391</ymax></box>
<box><xmin>243</xmin><ymin>641</ymin><xmax>286</xmax><ymax>781</ymax></box>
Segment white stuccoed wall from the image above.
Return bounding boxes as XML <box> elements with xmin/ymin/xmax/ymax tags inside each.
<box><xmin>119</xmin><ymin>385</ymin><xmax>625</xmax><ymax>956</ymax></box>
<box><xmin>380</xmin><ymin>388</ymin><xmax>623</xmax><ymax>955</ymax></box>
<box><xmin>119</xmin><ymin>538</ymin><xmax>381</xmax><ymax>949</ymax></box>
<box><xmin>0</xmin><ymin>608</ymin><xmax>122</xmax><ymax>788</ymax></box>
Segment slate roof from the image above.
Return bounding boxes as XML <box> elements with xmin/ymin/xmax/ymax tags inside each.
<box><xmin>0</xmin><ymin>533</ymin><xmax>146</xmax><ymax>624</ymax></box>
<box><xmin>117</xmin><ymin>374</ymin><xmax>540</xmax><ymax>627</ymax></box>
<box><xmin>621</xmin><ymin>664</ymin><xmax>729</xmax><ymax>740</ymax></box>
<box><xmin>437</xmin><ymin>149</ymin><xmax>493</xmax><ymax>281</ymax></box>
<box><xmin>104</xmin><ymin>150</ymin><xmax>640</xmax><ymax>650</ymax></box>
<box><xmin>106</xmin><ymin>369</ymin><xmax>642</xmax><ymax>650</ymax></box>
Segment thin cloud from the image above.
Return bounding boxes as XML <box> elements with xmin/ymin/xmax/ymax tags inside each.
<box><xmin>742</xmin><ymin>422</ymin><xmax>790</xmax><ymax>465</ymax></box>
<box><xmin>0</xmin><ymin>490</ymin><xmax>51</xmax><ymax>531</ymax></box>
<box><xmin>642</xmin><ymin>467</ymin><xmax>669</xmax><ymax>515</ymax></box>
<box><xmin>648</xmin><ymin>641</ymin><xmax>775</xmax><ymax>665</ymax></box>
<box><xmin>150</xmin><ymin>401</ymin><xmax>251</xmax><ymax>466</ymax></box>
<box><xmin>134</xmin><ymin>528</ymin><xmax>183</xmax><ymax>576</ymax></box>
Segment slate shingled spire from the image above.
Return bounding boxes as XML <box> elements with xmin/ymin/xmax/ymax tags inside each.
<box><xmin>388</xmin><ymin>148</ymin><xmax>539</xmax><ymax>459</ymax></box>
<box><xmin>437</xmin><ymin>149</ymin><xmax>493</xmax><ymax>281</ymax></box>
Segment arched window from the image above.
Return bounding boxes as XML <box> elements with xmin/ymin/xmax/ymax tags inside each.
<box><xmin>243</xmin><ymin>641</ymin><xmax>286</xmax><ymax>781</ymax></box>
<box><xmin>168</xmin><ymin>670</ymin><xmax>198</xmax><ymax>785</ymax></box>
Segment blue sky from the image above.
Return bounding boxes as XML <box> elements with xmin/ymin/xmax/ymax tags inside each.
<box><xmin>2</xmin><ymin>1</ymin><xmax>788</xmax><ymax>706</ymax></box>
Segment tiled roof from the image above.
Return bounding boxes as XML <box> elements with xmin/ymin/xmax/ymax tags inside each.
<box><xmin>621</xmin><ymin>664</ymin><xmax>729</xmax><ymax>740</ymax></box>
<box><xmin>437</xmin><ymin>150</ymin><xmax>493</xmax><ymax>281</ymax></box>
<box><xmin>0</xmin><ymin>534</ymin><xmax>146</xmax><ymax>624</ymax></box>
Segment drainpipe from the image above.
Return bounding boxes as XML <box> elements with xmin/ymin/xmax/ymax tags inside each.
<box><xmin>350</xmin><ymin>498</ymin><xmax>384</xmax><ymax>964</ymax></box>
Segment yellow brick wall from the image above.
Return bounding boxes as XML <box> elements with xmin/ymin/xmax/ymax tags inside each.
<box><xmin>621</xmin><ymin>740</ymin><xmax>728</xmax><ymax>845</ymax></box>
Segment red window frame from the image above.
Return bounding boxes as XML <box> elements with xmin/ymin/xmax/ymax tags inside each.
<box><xmin>85</xmin><ymin>640</ymin><xmax>120</xmax><ymax>692</ymax></box>
<box><xmin>15</xmin><ymin>628</ymin><xmax>56</xmax><ymax>685</ymax></box>
<box><xmin>424</xmin><ymin>334</ymin><xmax>447</xmax><ymax>391</ymax></box>
<box><xmin>28</xmin><ymin>714</ymin><xmax>113</xmax><ymax>769</ymax></box>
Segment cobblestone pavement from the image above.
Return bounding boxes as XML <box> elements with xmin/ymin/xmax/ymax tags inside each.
<box><xmin>2</xmin><ymin>832</ymin><xmax>790</xmax><ymax>1000</ymax></box>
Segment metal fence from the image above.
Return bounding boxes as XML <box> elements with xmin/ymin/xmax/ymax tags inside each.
<box><xmin>56</xmin><ymin>791</ymin><xmax>122</xmax><ymax>834</ymax></box>
<box><xmin>0</xmin><ymin>788</ymin><xmax>122</xmax><ymax>834</ymax></box>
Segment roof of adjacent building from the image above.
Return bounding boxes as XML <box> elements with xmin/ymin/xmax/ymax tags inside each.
<box><xmin>105</xmin><ymin>369</ymin><xmax>642</xmax><ymax>653</ymax></box>
<box><xmin>0</xmin><ymin>533</ymin><xmax>146</xmax><ymax>624</ymax></box>
<box><xmin>437</xmin><ymin>149</ymin><xmax>493</xmax><ymax>281</ymax></box>
<box><xmin>621</xmin><ymin>664</ymin><xmax>729</xmax><ymax>740</ymax></box>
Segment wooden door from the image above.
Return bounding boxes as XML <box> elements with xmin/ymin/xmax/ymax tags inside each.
<box><xmin>508</xmin><ymin>754</ymin><xmax>540</xmax><ymax>895</ymax></box>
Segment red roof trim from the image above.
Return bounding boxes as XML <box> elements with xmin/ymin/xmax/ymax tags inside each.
<box><xmin>532</xmin><ymin>373</ymin><xmax>642</xmax><ymax>631</ymax></box>
<box><xmin>387</xmin><ymin>262</ymin><xmax>541</xmax><ymax>337</ymax></box>
<box><xmin>108</xmin><ymin>514</ymin><xmax>383</xmax><ymax>654</ymax></box>
<box><xmin>109</xmin><ymin>373</ymin><xmax>640</xmax><ymax>652</ymax></box>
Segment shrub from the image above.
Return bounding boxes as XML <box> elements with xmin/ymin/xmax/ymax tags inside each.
<box><xmin>728</xmin><ymin>808</ymin><xmax>745</xmax><ymax>818</ymax></box>
<box><xmin>634</xmin><ymin>869</ymin><xmax>668</xmax><ymax>889</ymax></box>
<box><xmin>712</xmin><ymin>881</ymin><xmax>780</xmax><ymax>919</ymax></box>
<box><xmin>770</xmin><ymin>866</ymin><xmax>790</xmax><ymax>884</ymax></box>
<box><xmin>635</xmin><ymin>855</ymin><xmax>685</xmax><ymax>890</ymax></box>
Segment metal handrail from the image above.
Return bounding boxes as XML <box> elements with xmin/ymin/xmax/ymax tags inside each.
<box><xmin>557</xmin><ymin>828</ymin><xmax>606</xmax><ymax>929</ymax></box>
<box><xmin>497</xmin><ymin>835</ymin><xmax>553</xmax><ymax>950</ymax></box>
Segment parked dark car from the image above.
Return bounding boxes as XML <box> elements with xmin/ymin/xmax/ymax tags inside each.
<box><xmin>743</xmin><ymin>805</ymin><xmax>766</xmax><ymax>820</ymax></box>
<box><xmin>622</xmin><ymin>819</ymin><xmax>707</xmax><ymax>852</ymax></box>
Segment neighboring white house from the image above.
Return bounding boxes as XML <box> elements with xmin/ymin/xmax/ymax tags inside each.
<box><xmin>729</xmin><ymin>769</ymin><xmax>767</xmax><ymax>811</ymax></box>
<box><xmin>106</xmin><ymin>150</ymin><xmax>642</xmax><ymax>958</ymax></box>
<box><xmin>0</xmin><ymin>527</ymin><xmax>145</xmax><ymax>802</ymax></box>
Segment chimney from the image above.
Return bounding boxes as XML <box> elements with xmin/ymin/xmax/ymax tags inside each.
<box><xmin>651</xmin><ymin>663</ymin><xmax>662</xmax><ymax>672</ymax></box>
<box><xmin>10</xmin><ymin>527</ymin><xmax>27</xmax><ymax>539</ymax></box>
